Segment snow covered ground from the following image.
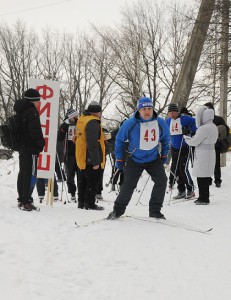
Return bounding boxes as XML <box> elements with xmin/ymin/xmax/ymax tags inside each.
<box><xmin>0</xmin><ymin>153</ymin><xmax>231</xmax><ymax>300</ymax></box>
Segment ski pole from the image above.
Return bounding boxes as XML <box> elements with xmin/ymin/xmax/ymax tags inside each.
<box><xmin>108</xmin><ymin>168</ymin><xmax>120</xmax><ymax>192</ymax></box>
<box><xmin>105</xmin><ymin>159</ymin><xmax>115</xmax><ymax>187</ymax></box>
<box><xmin>190</xmin><ymin>146</ymin><xmax>194</xmax><ymax>168</ymax></box>
<box><xmin>135</xmin><ymin>175</ymin><xmax>150</xmax><ymax>206</ymax></box>
<box><xmin>169</xmin><ymin>169</ymin><xmax>179</xmax><ymax>182</ymax></box>
<box><xmin>168</xmin><ymin>137</ymin><xmax>184</xmax><ymax>205</ymax></box>
<box><xmin>56</xmin><ymin>152</ymin><xmax>69</xmax><ymax>204</ymax></box>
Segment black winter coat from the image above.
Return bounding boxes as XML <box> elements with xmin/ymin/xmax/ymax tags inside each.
<box><xmin>14</xmin><ymin>99</ymin><xmax>45</xmax><ymax>154</ymax></box>
<box><xmin>57</xmin><ymin>119</ymin><xmax>77</xmax><ymax>156</ymax></box>
<box><xmin>213</xmin><ymin>115</ymin><xmax>229</xmax><ymax>149</ymax></box>
<box><xmin>85</xmin><ymin>115</ymin><xmax>103</xmax><ymax>166</ymax></box>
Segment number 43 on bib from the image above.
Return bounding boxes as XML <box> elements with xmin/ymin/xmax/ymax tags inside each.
<box><xmin>140</xmin><ymin>120</ymin><xmax>159</xmax><ymax>150</ymax></box>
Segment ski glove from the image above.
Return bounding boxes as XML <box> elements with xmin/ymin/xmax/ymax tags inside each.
<box><xmin>161</xmin><ymin>155</ymin><xmax>168</xmax><ymax>164</ymax></box>
<box><xmin>182</xmin><ymin>126</ymin><xmax>190</xmax><ymax>135</ymax></box>
<box><xmin>115</xmin><ymin>160</ymin><xmax>124</xmax><ymax>171</ymax></box>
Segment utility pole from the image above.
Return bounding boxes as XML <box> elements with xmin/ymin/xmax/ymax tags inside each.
<box><xmin>171</xmin><ymin>0</ymin><xmax>215</xmax><ymax>109</ymax></box>
<box><xmin>220</xmin><ymin>0</ymin><xmax>230</xmax><ymax>167</ymax></box>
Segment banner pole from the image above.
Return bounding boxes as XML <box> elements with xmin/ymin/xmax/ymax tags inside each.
<box><xmin>46</xmin><ymin>179</ymin><xmax>51</xmax><ymax>206</ymax></box>
<box><xmin>50</xmin><ymin>177</ymin><xmax>54</xmax><ymax>207</ymax></box>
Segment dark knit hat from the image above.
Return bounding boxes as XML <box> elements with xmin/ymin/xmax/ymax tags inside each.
<box><xmin>24</xmin><ymin>88</ymin><xmax>41</xmax><ymax>101</ymax></box>
<box><xmin>204</xmin><ymin>102</ymin><xmax>214</xmax><ymax>110</ymax></box>
<box><xmin>168</xmin><ymin>103</ymin><xmax>178</xmax><ymax>113</ymax></box>
<box><xmin>180</xmin><ymin>107</ymin><xmax>189</xmax><ymax>115</ymax></box>
<box><xmin>88</xmin><ymin>101</ymin><xmax>101</xmax><ymax>113</ymax></box>
<box><xmin>67</xmin><ymin>108</ymin><xmax>78</xmax><ymax>119</ymax></box>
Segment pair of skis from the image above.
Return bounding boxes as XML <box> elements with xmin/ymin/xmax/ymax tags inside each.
<box><xmin>75</xmin><ymin>215</ymin><xmax>213</xmax><ymax>234</ymax></box>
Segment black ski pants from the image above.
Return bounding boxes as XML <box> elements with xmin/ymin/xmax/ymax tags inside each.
<box><xmin>197</xmin><ymin>177</ymin><xmax>210</xmax><ymax>202</ymax></box>
<box><xmin>170</xmin><ymin>147</ymin><xmax>194</xmax><ymax>193</ymax></box>
<box><xmin>214</xmin><ymin>147</ymin><xmax>222</xmax><ymax>184</ymax></box>
<box><xmin>96</xmin><ymin>168</ymin><xmax>104</xmax><ymax>195</ymax></box>
<box><xmin>65</xmin><ymin>154</ymin><xmax>78</xmax><ymax>196</ymax></box>
<box><xmin>113</xmin><ymin>158</ymin><xmax>167</xmax><ymax>216</ymax></box>
<box><xmin>78</xmin><ymin>166</ymin><xmax>102</xmax><ymax>209</ymax></box>
<box><xmin>17</xmin><ymin>150</ymin><xmax>37</xmax><ymax>204</ymax></box>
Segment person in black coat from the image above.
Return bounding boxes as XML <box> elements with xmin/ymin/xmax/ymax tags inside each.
<box><xmin>106</xmin><ymin>125</ymin><xmax>126</xmax><ymax>191</ymax></box>
<box><xmin>57</xmin><ymin>108</ymin><xmax>78</xmax><ymax>201</ymax></box>
<box><xmin>75</xmin><ymin>101</ymin><xmax>105</xmax><ymax>210</ymax></box>
<box><xmin>204</xmin><ymin>102</ymin><xmax>229</xmax><ymax>187</ymax></box>
<box><xmin>14</xmin><ymin>88</ymin><xmax>45</xmax><ymax>211</ymax></box>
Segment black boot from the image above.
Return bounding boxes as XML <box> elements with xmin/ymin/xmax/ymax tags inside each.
<box><xmin>194</xmin><ymin>199</ymin><xmax>210</xmax><ymax>205</ymax></box>
<box><xmin>107</xmin><ymin>211</ymin><xmax>120</xmax><ymax>220</ymax></box>
<box><xmin>19</xmin><ymin>202</ymin><xmax>39</xmax><ymax>211</ymax></box>
<box><xmin>85</xmin><ymin>204</ymin><xmax>104</xmax><ymax>211</ymax></box>
<box><xmin>78</xmin><ymin>202</ymin><xmax>84</xmax><ymax>209</ymax></box>
<box><xmin>149</xmin><ymin>211</ymin><xmax>166</xmax><ymax>220</ymax></box>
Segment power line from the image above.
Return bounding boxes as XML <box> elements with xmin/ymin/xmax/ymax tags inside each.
<box><xmin>0</xmin><ymin>0</ymin><xmax>73</xmax><ymax>17</ymax></box>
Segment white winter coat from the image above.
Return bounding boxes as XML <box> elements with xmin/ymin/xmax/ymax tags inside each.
<box><xmin>184</xmin><ymin>106</ymin><xmax>218</xmax><ymax>177</ymax></box>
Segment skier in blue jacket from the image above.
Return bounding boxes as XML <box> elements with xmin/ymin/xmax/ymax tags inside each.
<box><xmin>107</xmin><ymin>97</ymin><xmax>170</xmax><ymax>220</ymax></box>
<box><xmin>166</xmin><ymin>103</ymin><xmax>197</xmax><ymax>199</ymax></box>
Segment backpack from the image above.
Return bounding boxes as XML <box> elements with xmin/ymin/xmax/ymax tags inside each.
<box><xmin>217</xmin><ymin>125</ymin><xmax>231</xmax><ymax>153</ymax></box>
<box><xmin>0</xmin><ymin>114</ymin><xmax>23</xmax><ymax>151</ymax></box>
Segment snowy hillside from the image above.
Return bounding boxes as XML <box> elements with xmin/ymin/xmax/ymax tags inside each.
<box><xmin>0</xmin><ymin>153</ymin><xmax>231</xmax><ymax>300</ymax></box>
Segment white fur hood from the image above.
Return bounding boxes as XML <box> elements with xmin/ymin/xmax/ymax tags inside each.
<box><xmin>196</xmin><ymin>105</ymin><xmax>214</xmax><ymax>128</ymax></box>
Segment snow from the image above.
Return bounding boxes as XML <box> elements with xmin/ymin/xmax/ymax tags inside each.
<box><xmin>0</xmin><ymin>153</ymin><xmax>231</xmax><ymax>300</ymax></box>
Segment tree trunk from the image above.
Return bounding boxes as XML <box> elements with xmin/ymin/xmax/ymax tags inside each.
<box><xmin>220</xmin><ymin>0</ymin><xmax>230</xmax><ymax>167</ymax></box>
<box><xmin>171</xmin><ymin>0</ymin><xmax>215</xmax><ymax>109</ymax></box>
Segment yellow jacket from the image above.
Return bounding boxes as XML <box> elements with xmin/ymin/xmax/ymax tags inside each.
<box><xmin>76</xmin><ymin>114</ymin><xmax>105</xmax><ymax>170</ymax></box>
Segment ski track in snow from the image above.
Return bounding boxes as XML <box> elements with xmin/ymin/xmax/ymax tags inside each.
<box><xmin>0</xmin><ymin>153</ymin><xmax>231</xmax><ymax>300</ymax></box>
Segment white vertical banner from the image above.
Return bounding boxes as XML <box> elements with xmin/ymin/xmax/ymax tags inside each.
<box><xmin>29</xmin><ymin>78</ymin><xmax>60</xmax><ymax>179</ymax></box>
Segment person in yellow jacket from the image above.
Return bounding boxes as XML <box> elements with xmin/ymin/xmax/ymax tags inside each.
<box><xmin>75</xmin><ymin>101</ymin><xmax>105</xmax><ymax>210</ymax></box>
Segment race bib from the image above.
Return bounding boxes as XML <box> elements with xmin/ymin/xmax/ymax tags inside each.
<box><xmin>140</xmin><ymin>120</ymin><xmax>159</xmax><ymax>150</ymax></box>
<box><xmin>170</xmin><ymin>119</ymin><xmax>182</xmax><ymax>135</ymax></box>
<box><xmin>68</xmin><ymin>125</ymin><xmax>76</xmax><ymax>140</ymax></box>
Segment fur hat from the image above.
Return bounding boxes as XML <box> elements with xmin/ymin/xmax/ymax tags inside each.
<box><xmin>24</xmin><ymin>88</ymin><xmax>41</xmax><ymax>101</ymax></box>
<box><xmin>67</xmin><ymin>108</ymin><xmax>78</xmax><ymax>119</ymax></box>
<box><xmin>137</xmin><ymin>97</ymin><xmax>154</xmax><ymax>110</ymax></box>
<box><xmin>88</xmin><ymin>101</ymin><xmax>101</xmax><ymax>113</ymax></box>
<box><xmin>168</xmin><ymin>103</ymin><xmax>178</xmax><ymax>113</ymax></box>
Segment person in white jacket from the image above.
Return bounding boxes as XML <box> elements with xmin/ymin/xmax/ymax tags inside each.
<box><xmin>183</xmin><ymin>106</ymin><xmax>218</xmax><ymax>205</ymax></box>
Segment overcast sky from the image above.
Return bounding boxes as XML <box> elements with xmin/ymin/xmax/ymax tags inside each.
<box><xmin>0</xmin><ymin>0</ymin><xmax>141</xmax><ymax>32</ymax></box>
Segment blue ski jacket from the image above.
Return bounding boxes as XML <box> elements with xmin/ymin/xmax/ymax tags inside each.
<box><xmin>115</xmin><ymin>110</ymin><xmax>170</xmax><ymax>164</ymax></box>
<box><xmin>166</xmin><ymin>115</ymin><xmax>197</xmax><ymax>150</ymax></box>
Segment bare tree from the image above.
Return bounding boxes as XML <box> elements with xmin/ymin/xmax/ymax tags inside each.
<box><xmin>93</xmin><ymin>10</ymin><xmax>146</xmax><ymax>113</ymax></box>
<box><xmin>87</xmin><ymin>33</ymin><xmax>120</xmax><ymax>111</ymax></box>
<box><xmin>61</xmin><ymin>32</ymin><xmax>98</xmax><ymax>118</ymax></box>
<box><xmin>0</xmin><ymin>0</ymin><xmax>229</xmax><ymax>127</ymax></box>
<box><xmin>192</xmin><ymin>0</ymin><xmax>231</xmax><ymax>117</ymax></box>
<box><xmin>171</xmin><ymin>0</ymin><xmax>216</xmax><ymax>110</ymax></box>
<box><xmin>94</xmin><ymin>1</ymin><xmax>197</xmax><ymax>117</ymax></box>
<box><xmin>37</xmin><ymin>28</ymin><xmax>65</xmax><ymax>81</ymax></box>
<box><xmin>0</xmin><ymin>21</ymin><xmax>38</xmax><ymax>121</ymax></box>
